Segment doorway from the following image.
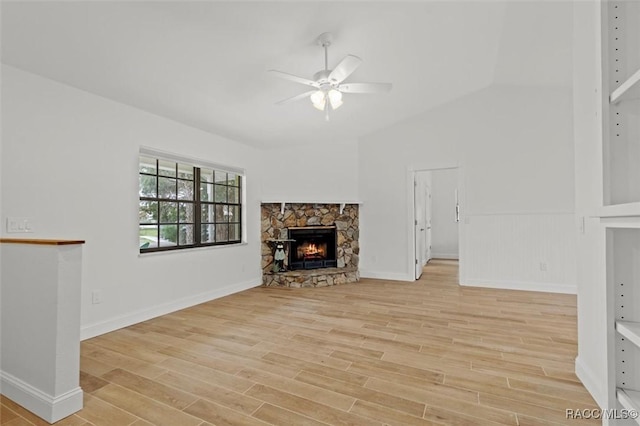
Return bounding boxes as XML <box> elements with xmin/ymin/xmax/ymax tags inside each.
<box><xmin>413</xmin><ymin>168</ymin><xmax>460</xmax><ymax>280</ymax></box>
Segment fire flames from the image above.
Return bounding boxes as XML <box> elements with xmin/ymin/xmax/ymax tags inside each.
<box><xmin>298</xmin><ymin>242</ymin><xmax>326</xmax><ymax>259</ymax></box>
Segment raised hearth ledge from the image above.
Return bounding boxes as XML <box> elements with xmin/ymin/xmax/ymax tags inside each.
<box><xmin>263</xmin><ymin>266</ymin><xmax>359</xmax><ymax>288</ymax></box>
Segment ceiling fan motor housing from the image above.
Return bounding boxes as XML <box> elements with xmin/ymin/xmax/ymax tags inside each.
<box><xmin>313</xmin><ymin>70</ymin><xmax>336</xmax><ymax>88</ymax></box>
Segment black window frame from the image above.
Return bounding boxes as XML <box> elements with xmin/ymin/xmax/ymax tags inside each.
<box><xmin>139</xmin><ymin>155</ymin><xmax>243</xmax><ymax>253</ymax></box>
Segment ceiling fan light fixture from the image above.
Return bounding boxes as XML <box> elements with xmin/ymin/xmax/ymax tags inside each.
<box><xmin>270</xmin><ymin>32</ymin><xmax>391</xmax><ymax>118</ymax></box>
<box><xmin>310</xmin><ymin>90</ymin><xmax>326</xmax><ymax>110</ymax></box>
<box><xmin>328</xmin><ymin>89</ymin><xmax>343</xmax><ymax>109</ymax></box>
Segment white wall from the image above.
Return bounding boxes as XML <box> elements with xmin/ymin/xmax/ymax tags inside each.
<box><xmin>358</xmin><ymin>85</ymin><xmax>576</xmax><ymax>293</ymax></box>
<box><xmin>259</xmin><ymin>141</ymin><xmax>359</xmax><ymax>202</ymax></box>
<box><xmin>572</xmin><ymin>1</ymin><xmax>609</xmax><ymax>409</ymax></box>
<box><xmin>1</xmin><ymin>65</ymin><xmax>263</xmax><ymax>339</ymax></box>
<box><xmin>430</xmin><ymin>168</ymin><xmax>459</xmax><ymax>259</ymax></box>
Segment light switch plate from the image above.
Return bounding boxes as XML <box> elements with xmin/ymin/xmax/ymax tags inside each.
<box><xmin>6</xmin><ymin>217</ymin><xmax>33</xmax><ymax>233</ymax></box>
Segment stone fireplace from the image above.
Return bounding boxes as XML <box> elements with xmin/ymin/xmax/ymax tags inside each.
<box><xmin>261</xmin><ymin>203</ymin><xmax>359</xmax><ymax>287</ymax></box>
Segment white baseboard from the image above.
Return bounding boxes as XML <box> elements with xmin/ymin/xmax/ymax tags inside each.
<box><xmin>575</xmin><ymin>356</ymin><xmax>606</xmax><ymax>409</ymax></box>
<box><xmin>461</xmin><ymin>278</ymin><xmax>576</xmax><ymax>294</ymax></box>
<box><xmin>81</xmin><ymin>278</ymin><xmax>260</xmax><ymax>340</ymax></box>
<box><xmin>431</xmin><ymin>253</ymin><xmax>459</xmax><ymax>260</ymax></box>
<box><xmin>0</xmin><ymin>371</ymin><xmax>83</xmax><ymax>423</ymax></box>
<box><xmin>359</xmin><ymin>270</ymin><xmax>414</xmax><ymax>282</ymax></box>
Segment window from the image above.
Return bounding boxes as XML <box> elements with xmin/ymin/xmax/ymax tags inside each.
<box><xmin>139</xmin><ymin>152</ymin><xmax>242</xmax><ymax>252</ymax></box>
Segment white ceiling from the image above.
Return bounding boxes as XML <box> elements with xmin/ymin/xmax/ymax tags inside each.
<box><xmin>0</xmin><ymin>1</ymin><xmax>572</xmax><ymax>148</ymax></box>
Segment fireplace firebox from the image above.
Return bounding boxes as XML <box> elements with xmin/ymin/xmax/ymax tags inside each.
<box><xmin>288</xmin><ymin>226</ymin><xmax>337</xmax><ymax>270</ymax></box>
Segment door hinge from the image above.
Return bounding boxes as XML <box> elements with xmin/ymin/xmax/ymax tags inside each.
<box><xmin>415</xmin><ymin>220</ymin><xmax>418</xmax><ymax>225</ymax></box>
<box><xmin>415</xmin><ymin>259</ymin><xmax>418</xmax><ymax>265</ymax></box>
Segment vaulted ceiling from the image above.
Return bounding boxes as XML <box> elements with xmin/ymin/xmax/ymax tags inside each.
<box><xmin>1</xmin><ymin>1</ymin><xmax>573</xmax><ymax>148</ymax></box>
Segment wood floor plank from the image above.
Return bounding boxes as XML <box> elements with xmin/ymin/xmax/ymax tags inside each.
<box><xmin>92</xmin><ymin>384</ymin><xmax>201</xmax><ymax>426</ymax></box>
<box><xmin>79</xmin><ymin>371</ymin><xmax>109</xmax><ymax>394</ymax></box>
<box><xmin>156</xmin><ymin>357</ymin><xmax>255</xmax><ymax>393</ymax></box>
<box><xmin>182</xmin><ymin>399</ymin><xmax>269</xmax><ymax>426</ymax></box>
<box><xmin>245</xmin><ymin>383</ymin><xmax>378</xmax><ymax>426</ymax></box>
<box><xmin>252</xmin><ymin>403</ymin><xmax>328</xmax><ymax>426</ymax></box>
<box><xmin>237</xmin><ymin>367</ymin><xmax>356</xmax><ymax>411</ymax></box>
<box><xmin>350</xmin><ymin>400</ymin><xmax>440</xmax><ymax>426</ymax></box>
<box><xmin>75</xmin><ymin>393</ymin><xmax>138</xmax><ymax>426</ymax></box>
<box><xmin>100</xmin><ymin>368</ymin><xmax>199</xmax><ymax>410</ymax></box>
<box><xmin>4</xmin><ymin>418</ymin><xmax>37</xmax><ymax>426</ymax></box>
<box><xmin>365</xmin><ymin>377</ymin><xmax>479</xmax><ymax>405</ymax></box>
<box><xmin>295</xmin><ymin>370</ymin><xmax>426</xmax><ymax>417</ymax></box>
<box><xmin>0</xmin><ymin>403</ymin><xmax>20</xmax><ymax>424</ymax></box>
<box><xmin>154</xmin><ymin>370</ymin><xmax>263</xmax><ymax>415</ymax></box>
<box><xmin>82</xmin><ymin>343</ymin><xmax>166</xmax><ymax>379</ymax></box>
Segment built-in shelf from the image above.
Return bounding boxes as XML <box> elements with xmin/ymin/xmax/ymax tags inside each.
<box><xmin>261</xmin><ymin>201</ymin><xmax>362</xmax><ymax>215</ymax></box>
<box><xmin>617</xmin><ymin>321</ymin><xmax>640</xmax><ymax>349</ymax></box>
<box><xmin>598</xmin><ymin>202</ymin><xmax>640</xmax><ymax>218</ymax></box>
<box><xmin>611</xmin><ymin>68</ymin><xmax>640</xmax><ymax>104</ymax></box>
<box><xmin>617</xmin><ymin>388</ymin><xmax>640</xmax><ymax>425</ymax></box>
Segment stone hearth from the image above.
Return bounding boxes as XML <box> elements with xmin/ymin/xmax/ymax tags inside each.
<box><xmin>261</xmin><ymin>203</ymin><xmax>359</xmax><ymax>287</ymax></box>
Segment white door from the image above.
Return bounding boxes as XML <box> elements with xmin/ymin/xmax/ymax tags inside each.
<box><xmin>414</xmin><ymin>175</ymin><xmax>428</xmax><ymax>279</ymax></box>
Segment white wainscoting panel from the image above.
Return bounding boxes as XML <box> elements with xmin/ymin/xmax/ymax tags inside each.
<box><xmin>461</xmin><ymin>213</ymin><xmax>576</xmax><ymax>294</ymax></box>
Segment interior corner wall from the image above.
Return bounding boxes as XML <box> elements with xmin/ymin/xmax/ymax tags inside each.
<box><xmin>0</xmin><ymin>65</ymin><xmax>263</xmax><ymax>339</ymax></box>
<box><xmin>259</xmin><ymin>141</ymin><xmax>359</xmax><ymax>202</ymax></box>
<box><xmin>430</xmin><ymin>168</ymin><xmax>459</xmax><ymax>259</ymax></box>
<box><xmin>358</xmin><ymin>85</ymin><xmax>576</xmax><ymax>293</ymax></box>
<box><xmin>572</xmin><ymin>1</ymin><xmax>608</xmax><ymax>409</ymax></box>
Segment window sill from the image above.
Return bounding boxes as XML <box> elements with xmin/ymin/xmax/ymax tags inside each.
<box><xmin>138</xmin><ymin>241</ymin><xmax>248</xmax><ymax>257</ymax></box>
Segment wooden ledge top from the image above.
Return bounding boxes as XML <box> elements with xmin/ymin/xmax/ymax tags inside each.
<box><xmin>0</xmin><ymin>238</ymin><xmax>85</xmax><ymax>246</ymax></box>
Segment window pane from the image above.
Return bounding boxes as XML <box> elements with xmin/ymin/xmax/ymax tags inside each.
<box><xmin>138</xmin><ymin>155</ymin><xmax>243</xmax><ymax>251</ymax></box>
<box><xmin>158</xmin><ymin>177</ymin><xmax>177</xmax><ymax>199</ymax></box>
<box><xmin>139</xmin><ymin>175</ymin><xmax>157</xmax><ymax>197</ymax></box>
<box><xmin>177</xmin><ymin>179</ymin><xmax>194</xmax><ymax>200</ymax></box>
<box><xmin>227</xmin><ymin>173</ymin><xmax>239</xmax><ymax>187</ymax></box>
<box><xmin>228</xmin><ymin>186</ymin><xmax>239</xmax><ymax>204</ymax></box>
<box><xmin>214</xmin><ymin>184</ymin><xmax>227</xmax><ymax>203</ymax></box>
<box><xmin>179</xmin><ymin>225</ymin><xmax>194</xmax><ymax>245</ymax></box>
<box><xmin>179</xmin><ymin>203</ymin><xmax>194</xmax><ymax>223</ymax></box>
<box><xmin>229</xmin><ymin>223</ymin><xmax>240</xmax><ymax>241</ymax></box>
<box><xmin>228</xmin><ymin>205</ymin><xmax>239</xmax><ymax>222</ymax></box>
<box><xmin>177</xmin><ymin>163</ymin><xmax>194</xmax><ymax>180</ymax></box>
<box><xmin>201</xmin><ymin>224</ymin><xmax>215</xmax><ymax>243</ymax></box>
<box><xmin>160</xmin><ymin>202</ymin><xmax>178</xmax><ymax>223</ymax></box>
<box><xmin>201</xmin><ymin>204</ymin><xmax>215</xmax><ymax>223</ymax></box>
<box><xmin>200</xmin><ymin>182</ymin><xmax>213</xmax><ymax>202</ymax></box>
<box><xmin>216</xmin><ymin>224</ymin><xmax>229</xmax><ymax>242</ymax></box>
<box><xmin>160</xmin><ymin>225</ymin><xmax>178</xmax><ymax>246</ymax></box>
<box><xmin>158</xmin><ymin>159</ymin><xmax>176</xmax><ymax>177</ymax></box>
<box><xmin>139</xmin><ymin>225</ymin><xmax>158</xmax><ymax>249</ymax></box>
<box><xmin>201</xmin><ymin>169</ymin><xmax>214</xmax><ymax>183</ymax></box>
<box><xmin>215</xmin><ymin>204</ymin><xmax>228</xmax><ymax>223</ymax></box>
<box><xmin>215</xmin><ymin>171</ymin><xmax>227</xmax><ymax>184</ymax></box>
<box><xmin>139</xmin><ymin>200</ymin><xmax>158</xmax><ymax>223</ymax></box>
<box><xmin>139</xmin><ymin>156</ymin><xmax>156</xmax><ymax>174</ymax></box>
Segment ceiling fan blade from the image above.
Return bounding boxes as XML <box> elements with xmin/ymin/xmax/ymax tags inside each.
<box><xmin>275</xmin><ymin>90</ymin><xmax>316</xmax><ymax>105</ymax></box>
<box><xmin>338</xmin><ymin>82</ymin><xmax>392</xmax><ymax>94</ymax></box>
<box><xmin>328</xmin><ymin>55</ymin><xmax>362</xmax><ymax>83</ymax></box>
<box><xmin>269</xmin><ymin>70</ymin><xmax>318</xmax><ymax>87</ymax></box>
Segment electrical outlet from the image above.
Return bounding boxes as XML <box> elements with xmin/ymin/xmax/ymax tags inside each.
<box><xmin>539</xmin><ymin>262</ymin><xmax>548</xmax><ymax>272</ymax></box>
<box><xmin>92</xmin><ymin>290</ymin><xmax>103</xmax><ymax>305</ymax></box>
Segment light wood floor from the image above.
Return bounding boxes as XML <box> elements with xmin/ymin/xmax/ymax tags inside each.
<box><xmin>1</xmin><ymin>260</ymin><xmax>599</xmax><ymax>425</ymax></box>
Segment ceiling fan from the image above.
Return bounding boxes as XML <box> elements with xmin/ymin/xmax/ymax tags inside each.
<box><xmin>269</xmin><ymin>32</ymin><xmax>392</xmax><ymax>121</ymax></box>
